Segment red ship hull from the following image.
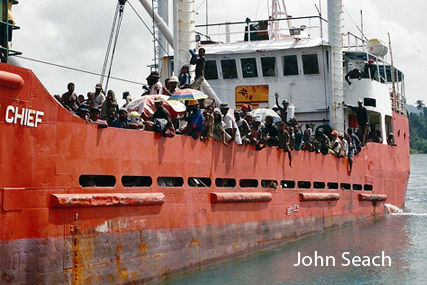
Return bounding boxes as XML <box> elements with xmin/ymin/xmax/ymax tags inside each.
<box><xmin>0</xmin><ymin>64</ymin><xmax>409</xmax><ymax>284</ymax></box>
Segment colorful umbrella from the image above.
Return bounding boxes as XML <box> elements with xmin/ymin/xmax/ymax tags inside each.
<box><xmin>126</xmin><ymin>95</ymin><xmax>186</xmax><ymax>120</ymax></box>
<box><xmin>168</xmin><ymin>89</ymin><xmax>208</xmax><ymax>101</ymax></box>
<box><xmin>250</xmin><ymin>108</ymin><xmax>282</xmax><ymax>124</ymax></box>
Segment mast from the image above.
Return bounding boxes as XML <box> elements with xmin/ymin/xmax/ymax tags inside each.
<box><xmin>328</xmin><ymin>0</ymin><xmax>344</xmax><ymax>131</ymax></box>
<box><xmin>172</xmin><ymin>0</ymin><xmax>196</xmax><ymax>77</ymax></box>
<box><xmin>157</xmin><ymin>0</ymin><xmax>170</xmax><ymax>78</ymax></box>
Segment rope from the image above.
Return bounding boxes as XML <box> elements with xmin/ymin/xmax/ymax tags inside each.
<box><xmin>15</xmin><ymin>55</ymin><xmax>143</xmax><ymax>86</ymax></box>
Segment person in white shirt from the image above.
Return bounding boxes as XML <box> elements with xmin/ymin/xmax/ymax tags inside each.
<box><xmin>220</xmin><ymin>103</ymin><xmax>242</xmax><ymax>145</ymax></box>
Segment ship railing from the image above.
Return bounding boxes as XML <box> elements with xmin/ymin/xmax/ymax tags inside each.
<box><xmin>390</xmin><ymin>89</ymin><xmax>407</xmax><ymax>115</ymax></box>
<box><xmin>195</xmin><ymin>15</ymin><xmax>328</xmax><ymax>44</ymax></box>
<box><xmin>343</xmin><ymin>32</ymin><xmax>366</xmax><ymax>52</ymax></box>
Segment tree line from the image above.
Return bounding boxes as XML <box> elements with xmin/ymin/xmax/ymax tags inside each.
<box><xmin>409</xmin><ymin>100</ymin><xmax>427</xmax><ymax>153</ymax></box>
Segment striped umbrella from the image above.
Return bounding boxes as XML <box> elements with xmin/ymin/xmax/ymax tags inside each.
<box><xmin>168</xmin><ymin>89</ymin><xmax>208</xmax><ymax>101</ymax></box>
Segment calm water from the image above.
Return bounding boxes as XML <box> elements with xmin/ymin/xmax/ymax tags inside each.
<box><xmin>160</xmin><ymin>154</ymin><xmax>427</xmax><ymax>285</ymax></box>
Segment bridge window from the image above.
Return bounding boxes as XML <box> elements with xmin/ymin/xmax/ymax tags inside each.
<box><xmin>122</xmin><ymin>176</ymin><xmax>152</xmax><ymax>187</ymax></box>
<box><xmin>302</xmin><ymin>54</ymin><xmax>319</xmax><ymax>75</ymax></box>
<box><xmin>353</xmin><ymin>184</ymin><xmax>363</xmax><ymax>191</ymax></box>
<box><xmin>241</xmin><ymin>58</ymin><xmax>258</xmax><ymax>78</ymax></box>
<box><xmin>215</xmin><ymin>178</ymin><xmax>236</xmax><ymax>188</ymax></box>
<box><xmin>261</xmin><ymin>57</ymin><xmax>276</xmax><ymax>77</ymax></box>
<box><xmin>188</xmin><ymin>177</ymin><xmax>212</xmax><ymax>187</ymax></box>
<box><xmin>204</xmin><ymin>60</ymin><xmax>219</xmax><ymax>80</ymax></box>
<box><xmin>79</xmin><ymin>175</ymin><xmax>116</xmax><ymax>187</ymax></box>
<box><xmin>282</xmin><ymin>55</ymin><xmax>299</xmax><ymax>76</ymax></box>
<box><xmin>221</xmin><ymin>59</ymin><xmax>238</xmax><ymax>79</ymax></box>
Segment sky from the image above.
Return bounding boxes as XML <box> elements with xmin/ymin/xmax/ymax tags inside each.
<box><xmin>9</xmin><ymin>0</ymin><xmax>427</xmax><ymax>106</ymax></box>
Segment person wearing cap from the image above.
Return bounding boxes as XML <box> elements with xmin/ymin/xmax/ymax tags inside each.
<box><xmin>181</xmin><ymin>99</ymin><xmax>204</xmax><ymax>139</ymax></box>
<box><xmin>315</xmin><ymin>128</ymin><xmax>331</xmax><ymax>155</ymax></box>
<box><xmin>89</xmin><ymin>107</ymin><xmax>108</xmax><ymax>128</ymax></box>
<box><xmin>362</xmin><ymin>58</ymin><xmax>377</xmax><ymax>81</ymax></box>
<box><xmin>275</xmin><ymin>92</ymin><xmax>290</xmax><ymax>124</ymax></box>
<box><xmin>143</xmin><ymin>71</ymin><xmax>163</xmax><ymax>95</ymax></box>
<box><xmin>220</xmin><ymin>102</ymin><xmax>242</xmax><ymax>144</ymax></box>
<box><xmin>61</xmin><ymin>82</ymin><xmax>79</xmax><ymax>112</ymax></box>
<box><xmin>122</xmin><ymin>91</ymin><xmax>133</xmax><ymax>108</ymax></box>
<box><xmin>163</xmin><ymin>76</ymin><xmax>180</xmax><ymax>96</ymax></box>
<box><xmin>93</xmin><ymin>83</ymin><xmax>105</xmax><ymax>109</ymax></box>
<box><xmin>343</xmin><ymin>99</ymin><xmax>369</xmax><ymax>144</ymax></box>
<box><xmin>240</xmin><ymin>104</ymin><xmax>249</xmax><ymax>119</ymax></box>
<box><xmin>146</xmin><ymin>97</ymin><xmax>174</xmax><ymax>136</ymax></box>
<box><xmin>111</xmin><ymin>108</ymin><xmax>130</xmax><ymax>129</ymax></box>
<box><xmin>74</xmin><ymin>104</ymin><xmax>90</xmax><ymax>122</ymax></box>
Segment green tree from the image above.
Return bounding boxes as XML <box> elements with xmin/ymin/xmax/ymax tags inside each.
<box><xmin>416</xmin><ymin>99</ymin><xmax>425</xmax><ymax>110</ymax></box>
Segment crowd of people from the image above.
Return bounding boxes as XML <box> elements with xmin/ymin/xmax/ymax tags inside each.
<box><xmin>54</xmin><ymin>48</ymin><xmax>396</xmax><ymax>174</ymax></box>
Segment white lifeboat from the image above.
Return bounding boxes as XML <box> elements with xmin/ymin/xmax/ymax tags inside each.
<box><xmin>367</xmin><ymin>39</ymin><xmax>388</xmax><ymax>57</ymax></box>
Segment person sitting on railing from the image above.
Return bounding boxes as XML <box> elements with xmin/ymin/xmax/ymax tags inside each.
<box><xmin>61</xmin><ymin>83</ymin><xmax>79</xmax><ymax>112</ymax></box>
<box><xmin>315</xmin><ymin>128</ymin><xmax>331</xmax><ymax>155</ymax></box>
<box><xmin>345</xmin><ymin>68</ymin><xmax>361</xmax><ymax>85</ymax></box>
<box><xmin>212</xmin><ymin>110</ymin><xmax>229</xmax><ymax>146</ymax></box>
<box><xmin>93</xmin><ymin>84</ymin><xmax>106</xmax><ymax>109</ymax></box>
<box><xmin>111</xmin><ymin>108</ymin><xmax>129</xmax><ymax>129</ymax></box>
<box><xmin>74</xmin><ymin>104</ymin><xmax>90</xmax><ymax>123</ymax></box>
<box><xmin>246</xmin><ymin>118</ymin><xmax>263</xmax><ymax>149</ymax></box>
<box><xmin>89</xmin><ymin>107</ymin><xmax>108</xmax><ymax>128</ymax></box>
<box><xmin>234</xmin><ymin>110</ymin><xmax>250</xmax><ymax>142</ymax></box>
<box><xmin>145</xmin><ymin>97</ymin><xmax>175</xmax><ymax>137</ymax></box>
<box><xmin>220</xmin><ymin>102</ymin><xmax>242</xmax><ymax>144</ymax></box>
<box><xmin>200</xmin><ymin>108</ymin><xmax>214</xmax><ymax>142</ymax></box>
<box><xmin>101</xmin><ymin>90</ymin><xmax>119</xmax><ymax>120</ymax></box>
<box><xmin>261</xmin><ymin>115</ymin><xmax>279</xmax><ymax>147</ymax></box>
<box><xmin>277</xmin><ymin>122</ymin><xmax>292</xmax><ymax>167</ymax></box>
<box><xmin>107</xmin><ymin>109</ymin><xmax>117</xmax><ymax>127</ymax></box>
<box><xmin>180</xmin><ymin>100</ymin><xmax>204</xmax><ymax>139</ymax></box>
<box><xmin>347</xmin><ymin>128</ymin><xmax>361</xmax><ymax>154</ymax></box>
<box><xmin>330</xmin><ymin>130</ymin><xmax>344</xmax><ymax>156</ymax></box>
